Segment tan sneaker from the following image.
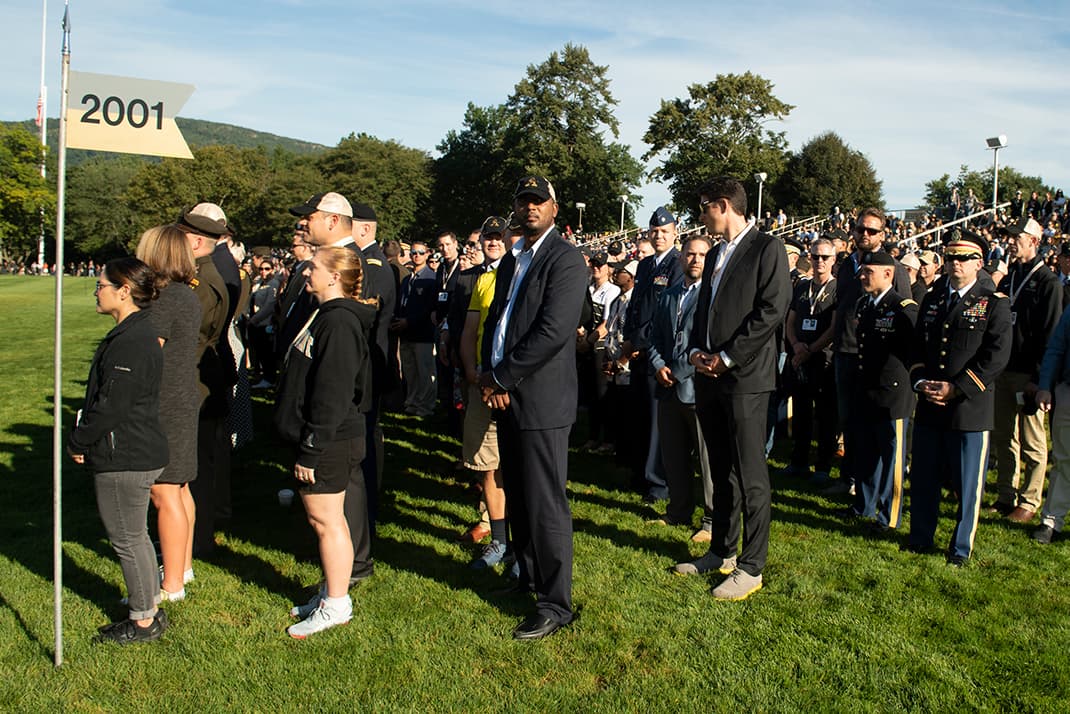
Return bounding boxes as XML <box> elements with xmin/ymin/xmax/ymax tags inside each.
<box><xmin>673</xmin><ymin>551</ymin><xmax>736</xmax><ymax>576</ymax></box>
<box><xmin>690</xmin><ymin>528</ymin><xmax>712</xmax><ymax>543</ymax></box>
<box><xmin>711</xmin><ymin>568</ymin><xmax>763</xmax><ymax>601</ymax></box>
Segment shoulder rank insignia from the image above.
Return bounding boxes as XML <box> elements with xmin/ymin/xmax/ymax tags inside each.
<box><xmin>900</xmin><ymin>299</ymin><xmax>916</xmax><ymax>307</ymax></box>
<box><xmin>992</xmin><ymin>292</ymin><xmax>1007</xmax><ymax>299</ymax></box>
<box><xmin>367</xmin><ymin>258</ymin><xmax>383</xmax><ymax>266</ymax></box>
<box><xmin>190</xmin><ymin>278</ymin><xmax>200</xmax><ymax>289</ymax></box>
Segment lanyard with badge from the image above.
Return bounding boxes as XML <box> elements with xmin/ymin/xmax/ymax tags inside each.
<box><xmin>438</xmin><ymin>259</ymin><xmax>458</xmax><ymax>305</ymax></box>
<box><xmin>801</xmin><ymin>279</ymin><xmax>830</xmax><ymax>333</ymax></box>
<box><xmin>1008</xmin><ymin>260</ymin><xmax>1045</xmax><ymax>325</ymax></box>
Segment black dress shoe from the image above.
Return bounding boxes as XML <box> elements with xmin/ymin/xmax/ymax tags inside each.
<box><xmin>493</xmin><ymin>581</ymin><xmax>531</xmax><ymax>596</ymax></box>
<box><xmin>512</xmin><ymin>614</ymin><xmax>562</xmax><ymax>640</ymax></box>
<box><xmin>946</xmin><ymin>554</ymin><xmax>967</xmax><ymax>568</ymax></box>
<box><xmin>901</xmin><ymin>542</ymin><xmax>938</xmax><ymax>555</ymax></box>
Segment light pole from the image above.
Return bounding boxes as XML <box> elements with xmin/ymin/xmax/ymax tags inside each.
<box><xmin>575</xmin><ymin>202</ymin><xmax>585</xmax><ymax>234</ymax></box>
<box><xmin>754</xmin><ymin>172</ymin><xmax>767</xmax><ymax>224</ymax></box>
<box><xmin>619</xmin><ymin>195</ymin><xmax>628</xmax><ymax>232</ymax></box>
<box><xmin>986</xmin><ymin>135</ymin><xmax>1007</xmax><ymax>214</ymax></box>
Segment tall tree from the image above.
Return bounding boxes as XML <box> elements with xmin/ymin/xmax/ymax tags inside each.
<box><xmin>433</xmin><ymin>44</ymin><xmax>643</xmax><ymax>234</ymax></box>
<box><xmin>776</xmin><ymin>131</ymin><xmax>883</xmax><ymax>216</ymax></box>
<box><xmin>643</xmin><ymin>72</ymin><xmax>794</xmax><ymax>220</ymax></box>
<box><xmin>924</xmin><ymin>164</ymin><xmax>1049</xmax><ymax>213</ymax></box>
<box><xmin>66</xmin><ymin>155</ymin><xmax>144</xmax><ymax>257</ymax></box>
<box><xmin>0</xmin><ymin>124</ymin><xmax>54</xmax><ymax>261</ymax></box>
<box><xmin>319</xmin><ymin>133</ymin><xmax>433</xmax><ymax>243</ymax></box>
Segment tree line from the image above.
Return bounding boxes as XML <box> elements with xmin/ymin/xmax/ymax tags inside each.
<box><xmin>0</xmin><ymin>43</ymin><xmax>1057</xmax><ymax>263</ymax></box>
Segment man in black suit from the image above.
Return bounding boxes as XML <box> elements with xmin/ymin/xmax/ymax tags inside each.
<box><xmin>479</xmin><ymin>176</ymin><xmax>586</xmax><ymax>639</ymax></box>
<box><xmin>673</xmin><ymin>176</ymin><xmax>791</xmax><ymax>601</ymax></box>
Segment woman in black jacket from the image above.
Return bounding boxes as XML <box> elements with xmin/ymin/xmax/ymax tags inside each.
<box><xmin>275</xmin><ymin>246</ymin><xmax>376</xmax><ymax>639</ymax></box>
<box><xmin>68</xmin><ymin>257</ymin><xmax>169</xmax><ymax>644</ymax></box>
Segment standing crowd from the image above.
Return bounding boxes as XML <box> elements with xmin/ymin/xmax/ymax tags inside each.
<box><xmin>65</xmin><ymin>172</ymin><xmax>1070</xmax><ymax>644</ymax></box>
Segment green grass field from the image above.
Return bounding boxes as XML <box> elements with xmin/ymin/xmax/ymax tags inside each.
<box><xmin>1</xmin><ymin>275</ymin><xmax>1068</xmax><ymax>712</ymax></box>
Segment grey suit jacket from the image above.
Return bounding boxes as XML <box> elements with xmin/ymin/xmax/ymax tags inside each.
<box><xmin>649</xmin><ymin>282</ymin><xmax>700</xmax><ymax>404</ymax></box>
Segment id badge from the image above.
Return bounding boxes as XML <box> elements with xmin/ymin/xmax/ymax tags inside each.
<box><xmin>1010</xmin><ymin>311</ymin><xmax>1017</xmax><ymax>325</ymax></box>
<box><xmin>801</xmin><ymin>318</ymin><xmax>818</xmax><ymax>331</ymax></box>
<box><xmin>438</xmin><ymin>291</ymin><xmax>449</xmax><ymax>303</ymax></box>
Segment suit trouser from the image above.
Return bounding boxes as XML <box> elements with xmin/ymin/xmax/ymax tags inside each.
<box><xmin>909</xmin><ymin>423</ymin><xmax>989</xmax><ymax>559</ymax></box>
<box><xmin>789</xmin><ymin>359</ymin><xmax>838</xmax><ymax>472</ymax></box>
<box><xmin>631</xmin><ymin>363</ymin><xmax>666</xmax><ymax>497</ymax></box>
<box><xmin>334</xmin><ymin>436</ymin><xmax>373</xmax><ymax>578</ymax></box>
<box><xmin>993</xmin><ymin>370</ymin><xmax>1048</xmax><ymax>510</ymax></box>
<box><xmin>657</xmin><ymin>392</ymin><xmax>713</xmax><ymax>527</ymax></box>
<box><xmin>1041</xmin><ymin>383</ymin><xmax>1070</xmax><ymax>531</ymax></box>
<box><xmin>852</xmin><ymin>417</ymin><xmax>908</xmax><ymax>528</ymax></box>
<box><xmin>191</xmin><ymin>411</ymin><xmax>229</xmax><ymax>555</ymax></box>
<box><xmin>400</xmin><ymin>340</ymin><xmax>436</xmax><ymax>415</ymax></box>
<box><xmin>498</xmin><ymin>412</ymin><xmax>574</xmax><ymax>624</ymax></box>
<box><xmin>695</xmin><ymin>388</ymin><xmax>771</xmax><ymax>576</ymax></box>
<box><xmin>834</xmin><ymin>353</ymin><xmax>860</xmax><ymax>483</ymax></box>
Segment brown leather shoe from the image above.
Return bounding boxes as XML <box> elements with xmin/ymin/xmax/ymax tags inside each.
<box><xmin>457</xmin><ymin>523</ymin><xmax>491</xmax><ymax>542</ymax></box>
<box><xmin>1007</xmin><ymin>506</ymin><xmax>1037</xmax><ymax>523</ymax></box>
<box><xmin>690</xmin><ymin>529</ymin><xmax>712</xmax><ymax>543</ymax></box>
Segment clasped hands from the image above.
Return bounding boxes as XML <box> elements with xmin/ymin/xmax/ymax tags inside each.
<box><xmin>916</xmin><ymin>380</ymin><xmax>957</xmax><ymax>406</ymax></box>
<box><xmin>689</xmin><ymin>350</ymin><xmax>728</xmax><ymax>378</ymax></box>
<box><xmin>478</xmin><ymin>372</ymin><xmax>511</xmax><ymax>410</ymax></box>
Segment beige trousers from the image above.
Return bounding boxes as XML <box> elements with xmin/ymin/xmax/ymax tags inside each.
<box><xmin>993</xmin><ymin>370</ymin><xmax>1048</xmax><ymax>510</ymax></box>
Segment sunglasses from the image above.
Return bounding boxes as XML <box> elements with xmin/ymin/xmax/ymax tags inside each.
<box><xmin>466</xmin><ymin>242</ymin><xmax>480</xmax><ymax>249</ymax></box>
<box><xmin>945</xmin><ymin>254</ymin><xmax>980</xmax><ymax>262</ymax></box>
<box><xmin>809</xmin><ymin>253</ymin><xmax>835</xmax><ymax>261</ymax></box>
<box><xmin>259</xmin><ymin>266</ymin><xmax>273</xmax><ymax>271</ymax></box>
<box><xmin>411</xmin><ymin>249</ymin><xmax>428</xmax><ymax>256</ymax></box>
<box><xmin>853</xmin><ymin>225</ymin><xmax>882</xmax><ymax>237</ymax></box>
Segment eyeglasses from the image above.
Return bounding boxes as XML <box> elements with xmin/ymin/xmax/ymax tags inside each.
<box><xmin>94</xmin><ymin>281</ymin><xmax>117</xmax><ymax>293</ymax></box>
<box><xmin>809</xmin><ymin>253</ymin><xmax>835</xmax><ymax>261</ymax></box>
<box><xmin>853</xmin><ymin>225</ymin><xmax>882</xmax><ymax>237</ymax></box>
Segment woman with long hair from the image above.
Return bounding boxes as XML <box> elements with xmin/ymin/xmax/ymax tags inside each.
<box><xmin>135</xmin><ymin>225</ymin><xmax>202</xmax><ymax>600</ymax></box>
<box><xmin>68</xmin><ymin>257</ymin><xmax>169</xmax><ymax>644</ymax></box>
<box><xmin>274</xmin><ymin>247</ymin><xmax>376</xmax><ymax>638</ymax></box>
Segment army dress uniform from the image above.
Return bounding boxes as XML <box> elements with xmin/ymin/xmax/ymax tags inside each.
<box><xmin>851</xmin><ymin>284</ymin><xmax>918</xmax><ymax>528</ymax></box>
<box><xmin>907</xmin><ymin>243</ymin><xmax>1012</xmax><ymax>563</ymax></box>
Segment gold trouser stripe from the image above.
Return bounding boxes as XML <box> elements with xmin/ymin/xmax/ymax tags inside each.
<box><xmin>889</xmin><ymin>419</ymin><xmax>904</xmax><ymax>529</ymax></box>
<box><xmin>966</xmin><ymin>432</ymin><xmax>990</xmax><ymax>552</ymax></box>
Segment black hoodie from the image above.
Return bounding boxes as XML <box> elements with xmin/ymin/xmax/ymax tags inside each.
<box><xmin>274</xmin><ymin>297</ymin><xmax>375</xmax><ymax>469</ymax></box>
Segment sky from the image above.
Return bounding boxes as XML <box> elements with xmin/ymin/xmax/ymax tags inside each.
<box><xmin>3</xmin><ymin>0</ymin><xmax>1069</xmax><ymax>224</ymax></box>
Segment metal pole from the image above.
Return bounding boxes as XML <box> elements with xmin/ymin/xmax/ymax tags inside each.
<box><xmin>992</xmin><ymin>147</ymin><xmax>1000</xmax><ymax>218</ymax></box>
<box><xmin>757</xmin><ymin>181</ymin><xmax>764</xmax><ymax>223</ymax></box>
<box><xmin>619</xmin><ymin>199</ymin><xmax>626</xmax><ymax>232</ymax></box>
<box><xmin>53</xmin><ymin>0</ymin><xmax>70</xmax><ymax>669</ymax></box>
<box><xmin>578</xmin><ymin>206</ymin><xmax>584</xmax><ymax>234</ymax></box>
<box><xmin>37</xmin><ymin>0</ymin><xmax>48</xmax><ymax>271</ymax></box>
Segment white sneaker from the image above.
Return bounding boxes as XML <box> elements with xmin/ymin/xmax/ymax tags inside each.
<box><xmin>711</xmin><ymin>568</ymin><xmax>763</xmax><ymax>601</ymax></box>
<box><xmin>673</xmin><ymin>551</ymin><xmax>737</xmax><ymax>576</ymax></box>
<box><xmin>287</xmin><ymin>600</ymin><xmax>352</xmax><ymax>639</ymax></box>
<box><xmin>289</xmin><ymin>586</ymin><xmax>326</xmax><ymax>620</ymax></box>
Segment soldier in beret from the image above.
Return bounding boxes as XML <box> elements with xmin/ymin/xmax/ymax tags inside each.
<box><xmin>906</xmin><ymin>231</ymin><xmax>1011</xmax><ymax>566</ymax></box>
<box><xmin>841</xmin><ymin>250</ymin><xmax>917</xmax><ymax>531</ymax></box>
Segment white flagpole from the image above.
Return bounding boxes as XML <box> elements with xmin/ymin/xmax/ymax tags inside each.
<box><xmin>53</xmin><ymin>0</ymin><xmax>70</xmax><ymax>669</ymax></box>
<box><xmin>37</xmin><ymin>0</ymin><xmax>48</xmax><ymax>271</ymax></box>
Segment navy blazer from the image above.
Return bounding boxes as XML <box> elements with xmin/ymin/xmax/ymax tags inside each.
<box><xmin>481</xmin><ymin>228</ymin><xmax>587</xmax><ymax>430</ymax></box>
<box><xmin>688</xmin><ymin>226</ymin><xmax>792</xmax><ymax>395</ymax></box>
<box><xmin>648</xmin><ymin>282</ymin><xmax>701</xmax><ymax>404</ymax></box>
<box><xmin>624</xmin><ymin>248</ymin><xmax>684</xmax><ymax>354</ymax></box>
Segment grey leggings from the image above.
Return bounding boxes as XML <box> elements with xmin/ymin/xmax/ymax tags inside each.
<box><xmin>94</xmin><ymin>469</ymin><xmax>164</xmax><ymax>620</ymax></box>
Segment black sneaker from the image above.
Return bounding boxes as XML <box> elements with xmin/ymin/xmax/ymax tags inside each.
<box><xmin>1033</xmin><ymin>524</ymin><xmax>1057</xmax><ymax>544</ymax></box>
<box><xmin>94</xmin><ymin>609</ymin><xmax>168</xmax><ymax>645</ymax></box>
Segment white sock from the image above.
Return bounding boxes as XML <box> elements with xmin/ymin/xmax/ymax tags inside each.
<box><xmin>323</xmin><ymin>594</ymin><xmax>351</xmax><ymax>614</ymax></box>
<box><xmin>183</xmin><ymin>568</ymin><xmax>195</xmax><ymax>584</ymax></box>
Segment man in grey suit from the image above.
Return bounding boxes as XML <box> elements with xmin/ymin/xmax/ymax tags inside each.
<box><xmin>479</xmin><ymin>176</ymin><xmax>587</xmax><ymax>639</ymax></box>
<box><xmin>675</xmin><ymin>176</ymin><xmax>791</xmax><ymax>601</ymax></box>
<box><xmin>648</xmin><ymin>234</ymin><xmax>715</xmax><ymax>542</ymax></box>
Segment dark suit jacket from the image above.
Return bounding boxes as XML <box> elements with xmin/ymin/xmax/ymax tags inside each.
<box><xmin>624</xmin><ymin>248</ymin><xmax>684</xmax><ymax>355</ymax></box>
<box><xmin>397</xmin><ymin>268</ymin><xmax>437</xmax><ymax>343</ymax></box>
<box><xmin>481</xmin><ymin>228</ymin><xmax>587</xmax><ymax>430</ymax></box>
<box><xmin>361</xmin><ymin>241</ymin><xmax>398</xmax><ymax>390</ymax></box>
<box><xmin>855</xmin><ymin>289</ymin><xmax>918</xmax><ymax>421</ymax></box>
<box><xmin>910</xmin><ymin>276</ymin><xmax>1011</xmax><ymax>431</ymax></box>
<box><xmin>687</xmin><ymin>226</ymin><xmax>791</xmax><ymax>395</ymax></box>
<box><xmin>995</xmin><ymin>256</ymin><xmax>1062</xmax><ymax>380</ymax></box>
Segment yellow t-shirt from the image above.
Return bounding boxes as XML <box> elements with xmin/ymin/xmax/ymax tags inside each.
<box><xmin>467</xmin><ymin>268</ymin><xmax>497</xmax><ymax>369</ymax></box>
